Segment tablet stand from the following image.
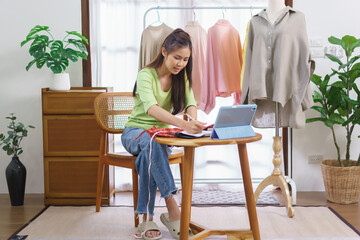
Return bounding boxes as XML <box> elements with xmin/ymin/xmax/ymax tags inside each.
<box><xmin>253</xmin><ymin>102</ymin><xmax>295</xmax><ymax>218</ymax></box>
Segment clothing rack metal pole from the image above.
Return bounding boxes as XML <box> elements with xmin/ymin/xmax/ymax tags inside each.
<box><xmin>143</xmin><ymin>5</ymin><xmax>296</xmax><ymax>218</ymax></box>
<box><xmin>143</xmin><ymin>6</ymin><xmax>265</xmax><ymax>29</ymax></box>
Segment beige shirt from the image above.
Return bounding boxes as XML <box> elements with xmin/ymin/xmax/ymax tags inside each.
<box><xmin>242</xmin><ymin>7</ymin><xmax>315</xmax><ymax>129</ymax></box>
<box><xmin>138</xmin><ymin>23</ymin><xmax>173</xmax><ymax>70</ymax></box>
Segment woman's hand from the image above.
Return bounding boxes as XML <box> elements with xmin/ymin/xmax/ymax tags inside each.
<box><xmin>147</xmin><ymin>105</ymin><xmax>204</xmax><ymax>133</ymax></box>
<box><xmin>183</xmin><ymin>120</ymin><xmax>205</xmax><ymax>134</ymax></box>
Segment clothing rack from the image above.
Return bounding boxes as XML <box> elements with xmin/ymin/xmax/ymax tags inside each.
<box><xmin>143</xmin><ymin>5</ymin><xmax>265</xmax><ymax>29</ymax></box>
<box><xmin>142</xmin><ymin>5</ymin><xmax>295</xmax><ymax>218</ymax></box>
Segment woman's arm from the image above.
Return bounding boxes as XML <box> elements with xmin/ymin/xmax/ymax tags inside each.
<box><xmin>186</xmin><ymin>105</ymin><xmax>198</xmax><ymax>120</ymax></box>
<box><xmin>147</xmin><ymin>104</ymin><xmax>204</xmax><ymax>134</ymax></box>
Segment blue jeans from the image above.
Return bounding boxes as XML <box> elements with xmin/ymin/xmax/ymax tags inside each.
<box><xmin>121</xmin><ymin>127</ymin><xmax>178</xmax><ymax>216</ymax></box>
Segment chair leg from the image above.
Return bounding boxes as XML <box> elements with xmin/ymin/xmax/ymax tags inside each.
<box><xmin>132</xmin><ymin>168</ymin><xmax>139</xmax><ymax>227</ymax></box>
<box><xmin>96</xmin><ymin>160</ymin><xmax>105</xmax><ymax>212</ymax></box>
<box><xmin>179</xmin><ymin>162</ymin><xmax>184</xmax><ymax>189</ymax></box>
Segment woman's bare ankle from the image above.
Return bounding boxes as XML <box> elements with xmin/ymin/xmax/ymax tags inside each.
<box><xmin>165</xmin><ymin>196</ymin><xmax>181</xmax><ymax>221</ymax></box>
<box><xmin>168</xmin><ymin>211</ymin><xmax>180</xmax><ymax>222</ymax></box>
<box><xmin>141</xmin><ymin>214</ymin><xmax>153</xmax><ymax>222</ymax></box>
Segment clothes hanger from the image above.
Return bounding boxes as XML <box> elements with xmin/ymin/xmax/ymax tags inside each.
<box><xmin>192</xmin><ymin>6</ymin><xmax>196</xmax><ymax>21</ymax></box>
<box><xmin>221</xmin><ymin>6</ymin><xmax>225</xmax><ymax>19</ymax></box>
<box><xmin>149</xmin><ymin>6</ymin><xmax>163</xmax><ymax>26</ymax></box>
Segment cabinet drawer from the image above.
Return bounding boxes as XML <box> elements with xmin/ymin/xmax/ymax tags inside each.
<box><xmin>44</xmin><ymin>157</ymin><xmax>113</xmax><ymax>198</ymax></box>
<box><xmin>42</xmin><ymin>89</ymin><xmax>107</xmax><ymax>114</ymax></box>
<box><xmin>43</xmin><ymin>115</ymin><xmax>101</xmax><ymax>156</ymax></box>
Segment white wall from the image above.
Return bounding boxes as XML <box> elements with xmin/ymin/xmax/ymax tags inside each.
<box><xmin>293</xmin><ymin>0</ymin><xmax>360</xmax><ymax>191</ymax></box>
<box><xmin>0</xmin><ymin>0</ymin><xmax>82</xmax><ymax>193</ymax></box>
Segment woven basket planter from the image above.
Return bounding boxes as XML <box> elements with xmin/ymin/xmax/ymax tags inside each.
<box><xmin>321</xmin><ymin>159</ymin><xmax>360</xmax><ymax>204</ymax></box>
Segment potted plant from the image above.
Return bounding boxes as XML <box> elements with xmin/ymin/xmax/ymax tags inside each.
<box><xmin>21</xmin><ymin>25</ymin><xmax>89</xmax><ymax>91</ymax></box>
<box><xmin>0</xmin><ymin>113</ymin><xmax>35</xmax><ymax>206</ymax></box>
<box><xmin>307</xmin><ymin>35</ymin><xmax>360</xmax><ymax>204</ymax></box>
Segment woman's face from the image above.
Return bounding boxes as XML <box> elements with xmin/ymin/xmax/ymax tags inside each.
<box><xmin>162</xmin><ymin>46</ymin><xmax>191</xmax><ymax>75</ymax></box>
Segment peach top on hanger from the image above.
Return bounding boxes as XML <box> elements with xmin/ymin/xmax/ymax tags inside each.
<box><xmin>198</xmin><ymin>19</ymin><xmax>243</xmax><ymax>114</ymax></box>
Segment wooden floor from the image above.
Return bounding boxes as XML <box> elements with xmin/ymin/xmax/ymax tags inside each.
<box><xmin>1</xmin><ymin>191</ymin><xmax>359</xmax><ymax>240</ymax></box>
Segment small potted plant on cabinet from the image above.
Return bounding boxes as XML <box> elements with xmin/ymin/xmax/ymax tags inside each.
<box><xmin>0</xmin><ymin>114</ymin><xmax>35</xmax><ymax>206</ymax></box>
<box><xmin>21</xmin><ymin>25</ymin><xmax>89</xmax><ymax>91</ymax></box>
<box><xmin>307</xmin><ymin>35</ymin><xmax>360</xmax><ymax>204</ymax></box>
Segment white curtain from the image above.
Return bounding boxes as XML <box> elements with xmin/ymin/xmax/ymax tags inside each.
<box><xmin>90</xmin><ymin>0</ymin><xmax>272</xmax><ymax>191</ymax></box>
<box><xmin>89</xmin><ymin>0</ymin><xmax>102</xmax><ymax>87</ymax></box>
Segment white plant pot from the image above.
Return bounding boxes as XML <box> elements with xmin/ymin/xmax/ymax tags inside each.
<box><xmin>50</xmin><ymin>73</ymin><xmax>71</xmax><ymax>91</ymax></box>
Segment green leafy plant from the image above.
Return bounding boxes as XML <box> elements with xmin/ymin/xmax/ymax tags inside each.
<box><xmin>21</xmin><ymin>25</ymin><xmax>88</xmax><ymax>74</ymax></box>
<box><xmin>0</xmin><ymin>114</ymin><xmax>35</xmax><ymax>157</ymax></box>
<box><xmin>306</xmin><ymin>35</ymin><xmax>360</xmax><ymax>167</ymax></box>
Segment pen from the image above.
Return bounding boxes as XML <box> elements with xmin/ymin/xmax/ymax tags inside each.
<box><xmin>185</xmin><ymin>113</ymin><xmax>196</xmax><ymax>121</ymax></box>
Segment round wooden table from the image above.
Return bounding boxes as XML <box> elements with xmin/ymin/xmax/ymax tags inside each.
<box><xmin>155</xmin><ymin>133</ymin><xmax>262</xmax><ymax>240</ymax></box>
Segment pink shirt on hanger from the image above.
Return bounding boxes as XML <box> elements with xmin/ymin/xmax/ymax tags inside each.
<box><xmin>198</xmin><ymin>19</ymin><xmax>243</xmax><ymax>114</ymax></box>
<box><xmin>185</xmin><ymin>21</ymin><xmax>207</xmax><ymax>106</ymax></box>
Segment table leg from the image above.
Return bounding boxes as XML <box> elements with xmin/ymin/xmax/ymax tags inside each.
<box><xmin>180</xmin><ymin>146</ymin><xmax>195</xmax><ymax>240</ymax></box>
<box><xmin>237</xmin><ymin>144</ymin><xmax>261</xmax><ymax>240</ymax></box>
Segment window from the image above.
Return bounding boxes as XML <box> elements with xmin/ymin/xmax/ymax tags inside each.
<box><xmin>91</xmin><ymin>0</ymin><xmax>284</xmax><ymax>191</ymax></box>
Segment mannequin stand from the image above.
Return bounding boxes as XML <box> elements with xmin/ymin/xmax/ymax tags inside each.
<box><xmin>254</xmin><ymin>102</ymin><xmax>295</xmax><ymax>218</ymax></box>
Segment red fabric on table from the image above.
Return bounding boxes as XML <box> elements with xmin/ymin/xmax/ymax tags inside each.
<box><xmin>134</xmin><ymin>126</ymin><xmax>183</xmax><ymax>140</ymax></box>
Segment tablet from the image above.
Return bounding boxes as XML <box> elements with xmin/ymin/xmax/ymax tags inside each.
<box><xmin>211</xmin><ymin>104</ymin><xmax>257</xmax><ymax>140</ymax></box>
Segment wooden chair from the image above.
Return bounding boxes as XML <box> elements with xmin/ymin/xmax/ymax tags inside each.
<box><xmin>93</xmin><ymin>92</ymin><xmax>184</xmax><ymax>227</ymax></box>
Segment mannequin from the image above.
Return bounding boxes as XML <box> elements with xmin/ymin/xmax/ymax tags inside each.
<box><xmin>265</xmin><ymin>0</ymin><xmax>286</xmax><ymax>134</ymax></box>
<box><xmin>266</xmin><ymin>0</ymin><xmax>286</xmax><ymax>24</ymax></box>
<box><xmin>243</xmin><ymin>0</ymin><xmax>299</xmax><ymax>218</ymax></box>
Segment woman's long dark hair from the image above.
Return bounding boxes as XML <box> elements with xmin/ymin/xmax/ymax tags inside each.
<box><xmin>133</xmin><ymin>28</ymin><xmax>193</xmax><ymax>115</ymax></box>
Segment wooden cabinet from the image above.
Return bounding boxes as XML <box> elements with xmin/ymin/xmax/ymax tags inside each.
<box><xmin>42</xmin><ymin>87</ymin><xmax>114</xmax><ymax>205</ymax></box>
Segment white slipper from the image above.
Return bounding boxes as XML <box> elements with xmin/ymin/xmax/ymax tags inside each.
<box><xmin>160</xmin><ymin>213</ymin><xmax>193</xmax><ymax>239</ymax></box>
<box><xmin>135</xmin><ymin>221</ymin><xmax>162</xmax><ymax>240</ymax></box>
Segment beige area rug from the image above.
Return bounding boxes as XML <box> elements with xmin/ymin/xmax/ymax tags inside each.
<box><xmin>14</xmin><ymin>206</ymin><xmax>360</xmax><ymax>240</ymax></box>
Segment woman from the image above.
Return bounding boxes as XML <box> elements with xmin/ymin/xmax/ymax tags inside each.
<box><xmin>121</xmin><ymin>28</ymin><xmax>204</xmax><ymax>239</ymax></box>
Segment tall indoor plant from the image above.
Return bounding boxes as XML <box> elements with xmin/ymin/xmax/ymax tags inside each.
<box><xmin>307</xmin><ymin>35</ymin><xmax>360</xmax><ymax>204</ymax></box>
<box><xmin>21</xmin><ymin>25</ymin><xmax>88</xmax><ymax>90</ymax></box>
<box><xmin>0</xmin><ymin>113</ymin><xmax>35</xmax><ymax>206</ymax></box>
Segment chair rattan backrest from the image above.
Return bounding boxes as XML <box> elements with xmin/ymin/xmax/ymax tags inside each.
<box><xmin>94</xmin><ymin>92</ymin><xmax>135</xmax><ymax>134</ymax></box>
